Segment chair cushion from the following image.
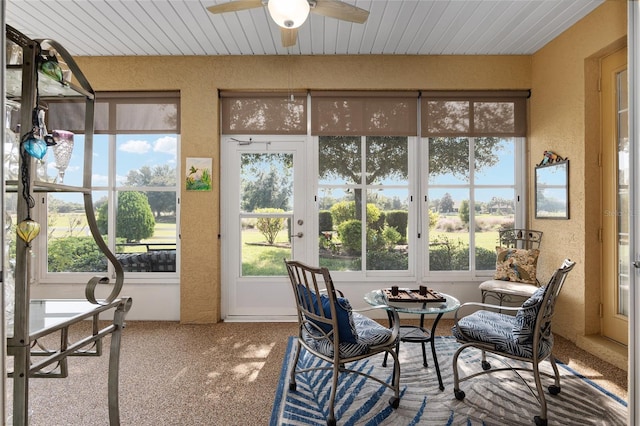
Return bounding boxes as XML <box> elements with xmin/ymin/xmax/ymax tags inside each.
<box><xmin>493</xmin><ymin>246</ymin><xmax>540</xmax><ymax>285</ymax></box>
<box><xmin>452</xmin><ymin>309</ymin><xmax>553</xmax><ymax>359</ymax></box>
<box><xmin>512</xmin><ymin>286</ymin><xmax>546</xmax><ymax>344</ymax></box>
<box><xmin>302</xmin><ymin>312</ymin><xmax>393</xmax><ymax>358</ymax></box>
<box><xmin>478</xmin><ymin>279</ymin><xmax>539</xmax><ymax>298</ymax></box>
<box><xmin>297</xmin><ymin>284</ymin><xmax>358</xmax><ymax>343</ymax></box>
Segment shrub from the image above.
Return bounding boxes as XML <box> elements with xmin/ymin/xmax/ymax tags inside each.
<box><xmin>319</xmin><ymin>210</ymin><xmax>333</xmax><ymax>233</ymax></box>
<box><xmin>386</xmin><ymin>210</ymin><xmax>408</xmax><ymax>241</ymax></box>
<box><xmin>475</xmin><ymin>246</ymin><xmax>497</xmax><ymax>270</ymax></box>
<box><xmin>330</xmin><ymin>201</ymin><xmax>355</xmax><ymax>226</ymax></box>
<box><xmin>48</xmin><ymin>236</ymin><xmax>107</xmax><ymax>272</ymax></box>
<box><xmin>367</xmin><ymin>250</ymin><xmax>408</xmax><ymax>270</ymax></box>
<box><xmin>97</xmin><ymin>191</ymin><xmax>155</xmax><ymax>242</ymax></box>
<box><xmin>337</xmin><ymin>219</ymin><xmax>362</xmax><ymax>254</ymax></box>
<box><xmin>381</xmin><ymin>225</ymin><xmax>402</xmax><ymax>250</ymax></box>
<box><xmin>255</xmin><ymin>208</ymin><xmax>286</xmax><ymax>245</ymax></box>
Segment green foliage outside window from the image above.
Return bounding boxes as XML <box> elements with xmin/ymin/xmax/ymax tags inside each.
<box><xmin>97</xmin><ymin>191</ymin><xmax>155</xmax><ymax>242</ymax></box>
<box><xmin>255</xmin><ymin>208</ymin><xmax>286</xmax><ymax>245</ymax></box>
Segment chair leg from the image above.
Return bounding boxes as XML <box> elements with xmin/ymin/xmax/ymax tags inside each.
<box><xmin>451</xmin><ymin>344</ymin><xmax>466</xmax><ymax>400</ymax></box>
<box><xmin>532</xmin><ymin>361</ymin><xmax>548</xmax><ymax>426</ymax></box>
<box><xmin>326</xmin><ymin>359</ymin><xmax>340</xmax><ymax>426</ymax></box>
<box><xmin>386</xmin><ymin>348</ymin><xmax>401</xmax><ymax>408</ymax></box>
<box><xmin>289</xmin><ymin>339</ymin><xmax>302</xmax><ymax>391</ymax></box>
<box><xmin>547</xmin><ymin>355</ymin><xmax>561</xmax><ymax>395</ymax></box>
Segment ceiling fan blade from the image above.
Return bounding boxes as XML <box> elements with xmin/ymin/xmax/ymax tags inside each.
<box><xmin>206</xmin><ymin>0</ymin><xmax>264</xmax><ymax>15</ymax></box>
<box><xmin>310</xmin><ymin>0</ymin><xmax>369</xmax><ymax>24</ymax></box>
<box><xmin>281</xmin><ymin>28</ymin><xmax>298</xmax><ymax>47</ymax></box>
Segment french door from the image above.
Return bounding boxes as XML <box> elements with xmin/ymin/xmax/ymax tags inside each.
<box><xmin>602</xmin><ymin>47</ymin><xmax>628</xmax><ymax>345</ymax></box>
<box><xmin>221</xmin><ymin>136</ymin><xmax>311</xmax><ymax>319</ymax></box>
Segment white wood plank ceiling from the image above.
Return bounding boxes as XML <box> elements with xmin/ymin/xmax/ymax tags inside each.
<box><xmin>6</xmin><ymin>0</ymin><xmax>604</xmax><ymax>56</ymax></box>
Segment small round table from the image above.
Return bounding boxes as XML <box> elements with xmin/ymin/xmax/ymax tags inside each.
<box><xmin>364</xmin><ymin>289</ymin><xmax>460</xmax><ymax>391</ymax></box>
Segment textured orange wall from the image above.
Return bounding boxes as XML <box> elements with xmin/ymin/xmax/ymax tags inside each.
<box><xmin>75</xmin><ymin>54</ymin><xmax>531</xmax><ymax>323</ymax></box>
<box><xmin>530</xmin><ymin>1</ymin><xmax>626</xmax><ymax>340</ymax></box>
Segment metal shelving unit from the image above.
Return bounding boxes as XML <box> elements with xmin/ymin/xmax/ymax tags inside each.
<box><xmin>4</xmin><ymin>25</ymin><xmax>131</xmax><ymax>426</ymax></box>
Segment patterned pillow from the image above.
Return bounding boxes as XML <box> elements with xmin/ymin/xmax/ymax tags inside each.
<box><xmin>297</xmin><ymin>284</ymin><xmax>358</xmax><ymax>343</ymax></box>
<box><xmin>512</xmin><ymin>285</ymin><xmax>546</xmax><ymax>343</ymax></box>
<box><xmin>493</xmin><ymin>246</ymin><xmax>540</xmax><ymax>285</ymax></box>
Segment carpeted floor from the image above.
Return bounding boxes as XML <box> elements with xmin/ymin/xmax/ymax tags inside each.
<box><xmin>7</xmin><ymin>319</ymin><xmax>627</xmax><ymax>425</ymax></box>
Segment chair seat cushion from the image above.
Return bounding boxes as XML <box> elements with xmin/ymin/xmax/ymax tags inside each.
<box><xmin>302</xmin><ymin>312</ymin><xmax>393</xmax><ymax>359</ymax></box>
<box><xmin>479</xmin><ymin>279</ymin><xmax>539</xmax><ymax>297</ymax></box>
<box><xmin>452</xmin><ymin>310</ymin><xmax>553</xmax><ymax>359</ymax></box>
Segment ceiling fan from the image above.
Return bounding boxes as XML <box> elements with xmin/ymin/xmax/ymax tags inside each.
<box><xmin>207</xmin><ymin>0</ymin><xmax>370</xmax><ymax>47</ymax></box>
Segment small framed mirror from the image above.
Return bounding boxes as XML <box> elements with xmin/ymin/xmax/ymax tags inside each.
<box><xmin>535</xmin><ymin>159</ymin><xmax>569</xmax><ymax>219</ymax></box>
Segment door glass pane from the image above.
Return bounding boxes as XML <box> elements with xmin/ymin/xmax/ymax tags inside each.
<box><xmin>240</xmin><ymin>153</ymin><xmax>293</xmax><ymax>276</ymax></box>
<box><xmin>617</xmin><ymin>69</ymin><xmax>629</xmax><ymax>316</ymax></box>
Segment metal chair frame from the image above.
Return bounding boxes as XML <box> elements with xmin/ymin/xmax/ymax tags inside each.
<box><xmin>284</xmin><ymin>260</ymin><xmax>401</xmax><ymax>426</ymax></box>
<box><xmin>453</xmin><ymin>259</ymin><xmax>575</xmax><ymax>426</ymax></box>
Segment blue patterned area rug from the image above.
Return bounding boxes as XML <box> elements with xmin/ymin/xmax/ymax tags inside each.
<box><xmin>271</xmin><ymin>336</ymin><xmax>627</xmax><ymax>425</ymax></box>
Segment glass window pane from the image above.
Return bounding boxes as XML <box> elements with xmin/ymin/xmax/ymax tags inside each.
<box><xmin>366</xmin><ymin>189</ymin><xmax>409</xmax><ymax>271</ymax></box>
<box><xmin>474</xmin><ymin>188</ymin><xmax>515</xmax><ymax>271</ymax></box>
<box><xmin>116</xmin><ymin>134</ymin><xmax>177</xmax><ymax>187</ymax></box>
<box><xmin>240</xmin><ymin>153</ymin><xmax>293</xmax><ymax>213</ymax></box>
<box><xmin>366</xmin><ymin>136</ymin><xmax>408</xmax><ymax>185</ymax></box>
<box><xmin>92</xmin><ymin>134</ymin><xmax>110</xmax><ymax>188</ymax></box>
<box><xmin>317</xmin><ymin>188</ymin><xmax>361</xmax><ymax>271</ymax></box>
<box><xmin>429</xmin><ymin>137</ymin><xmax>469</xmax><ymax>184</ymax></box>
<box><xmin>474</xmin><ymin>137</ymin><xmax>514</xmax><ymax>185</ymax></box>
<box><xmin>47</xmin><ymin>192</ymin><xmax>107</xmax><ymax>273</ymax></box>
<box><xmin>428</xmin><ymin>188</ymin><xmax>469</xmax><ymax>271</ymax></box>
<box><xmin>319</xmin><ymin>136</ymin><xmax>361</xmax><ymax>185</ymax></box>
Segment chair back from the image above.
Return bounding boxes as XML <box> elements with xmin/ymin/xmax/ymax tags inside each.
<box><xmin>284</xmin><ymin>260</ymin><xmax>342</xmax><ymax>345</ymax></box>
<box><xmin>533</xmin><ymin>259</ymin><xmax>575</xmax><ymax>357</ymax></box>
<box><xmin>499</xmin><ymin>228</ymin><xmax>543</xmax><ymax>249</ymax></box>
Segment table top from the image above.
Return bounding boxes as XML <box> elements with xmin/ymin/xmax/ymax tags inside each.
<box><xmin>7</xmin><ymin>299</ymin><xmax>124</xmax><ymax>339</ymax></box>
<box><xmin>364</xmin><ymin>289</ymin><xmax>460</xmax><ymax>315</ymax></box>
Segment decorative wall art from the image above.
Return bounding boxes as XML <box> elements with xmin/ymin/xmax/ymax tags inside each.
<box><xmin>185</xmin><ymin>157</ymin><xmax>212</xmax><ymax>191</ymax></box>
<box><xmin>535</xmin><ymin>151</ymin><xmax>569</xmax><ymax>219</ymax></box>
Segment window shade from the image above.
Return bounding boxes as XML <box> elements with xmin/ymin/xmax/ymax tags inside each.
<box><xmin>46</xmin><ymin>91</ymin><xmax>180</xmax><ymax>134</ymax></box>
<box><xmin>421</xmin><ymin>90</ymin><xmax>528</xmax><ymax>137</ymax></box>
<box><xmin>311</xmin><ymin>91</ymin><xmax>419</xmax><ymax>136</ymax></box>
<box><xmin>220</xmin><ymin>91</ymin><xmax>307</xmax><ymax>135</ymax></box>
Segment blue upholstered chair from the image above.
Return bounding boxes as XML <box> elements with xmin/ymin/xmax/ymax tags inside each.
<box><xmin>452</xmin><ymin>259</ymin><xmax>575</xmax><ymax>426</ymax></box>
<box><xmin>284</xmin><ymin>260</ymin><xmax>401</xmax><ymax>426</ymax></box>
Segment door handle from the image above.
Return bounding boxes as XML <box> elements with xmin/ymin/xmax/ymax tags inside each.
<box><xmin>291</xmin><ymin>232</ymin><xmax>303</xmax><ymax>238</ymax></box>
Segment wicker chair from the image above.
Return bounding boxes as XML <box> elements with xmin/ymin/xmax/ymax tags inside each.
<box><xmin>284</xmin><ymin>260</ymin><xmax>401</xmax><ymax>426</ymax></box>
<box><xmin>479</xmin><ymin>228</ymin><xmax>543</xmax><ymax>306</ymax></box>
<box><xmin>452</xmin><ymin>259</ymin><xmax>575</xmax><ymax>426</ymax></box>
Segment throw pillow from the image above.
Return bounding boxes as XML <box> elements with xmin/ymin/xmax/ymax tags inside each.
<box><xmin>512</xmin><ymin>285</ymin><xmax>547</xmax><ymax>344</ymax></box>
<box><xmin>296</xmin><ymin>284</ymin><xmax>358</xmax><ymax>343</ymax></box>
<box><xmin>493</xmin><ymin>246</ymin><xmax>540</xmax><ymax>285</ymax></box>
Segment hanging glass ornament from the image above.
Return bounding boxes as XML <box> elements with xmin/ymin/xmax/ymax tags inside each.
<box><xmin>16</xmin><ymin>217</ymin><xmax>40</xmax><ymax>243</ymax></box>
<box><xmin>22</xmin><ymin>134</ymin><xmax>48</xmax><ymax>159</ymax></box>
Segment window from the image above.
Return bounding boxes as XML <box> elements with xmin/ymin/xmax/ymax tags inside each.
<box><xmin>422</xmin><ymin>91</ymin><xmax>527</xmax><ymax>277</ymax></box>
<box><xmin>40</xmin><ymin>92</ymin><xmax>180</xmax><ymax>278</ymax></box>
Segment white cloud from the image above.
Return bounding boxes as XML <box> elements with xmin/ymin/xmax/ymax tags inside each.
<box><xmin>153</xmin><ymin>136</ymin><xmax>177</xmax><ymax>156</ymax></box>
<box><xmin>119</xmin><ymin>139</ymin><xmax>151</xmax><ymax>154</ymax></box>
<box><xmin>92</xmin><ymin>174</ymin><xmax>108</xmax><ymax>185</ymax></box>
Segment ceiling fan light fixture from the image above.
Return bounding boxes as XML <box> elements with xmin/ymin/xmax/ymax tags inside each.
<box><xmin>268</xmin><ymin>0</ymin><xmax>310</xmax><ymax>29</ymax></box>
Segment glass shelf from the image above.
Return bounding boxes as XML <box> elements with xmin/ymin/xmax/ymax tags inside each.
<box><xmin>5</xmin><ymin>66</ymin><xmax>93</xmax><ymax>100</ymax></box>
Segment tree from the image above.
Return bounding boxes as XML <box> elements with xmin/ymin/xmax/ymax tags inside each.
<box><xmin>440</xmin><ymin>193</ymin><xmax>455</xmax><ymax>213</ymax></box>
<box><xmin>97</xmin><ymin>191</ymin><xmax>155</xmax><ymax>242</ymax></box>
<box><xmin>459</xmin><ymin>200</ymin><xmax>470</xmax><ymax>225</ymax></box>
<box><xmin>124</xmin><ymin>165</ymin><xmax>176</xmax><ymax>218</ymax></box>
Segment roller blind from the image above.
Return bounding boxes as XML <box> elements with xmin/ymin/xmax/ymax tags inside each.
<box><xmin>421</xmin><ymin>90</ymin><xmax>529</xmax><ymax>137</ymax></box>
<box><xmin>220</xmin><ymin>91</ymin><xmax>307</xmax><ymax>135</ymax></box>
<box><xmin>311</xmin><ymin>91</ymin><xmax>419</xmax><ymax>136</ymax></box>
<box><xmin>46</xmin><ymin>91</ymin><xmax>180</xmax><ymax>134</ymax></box>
